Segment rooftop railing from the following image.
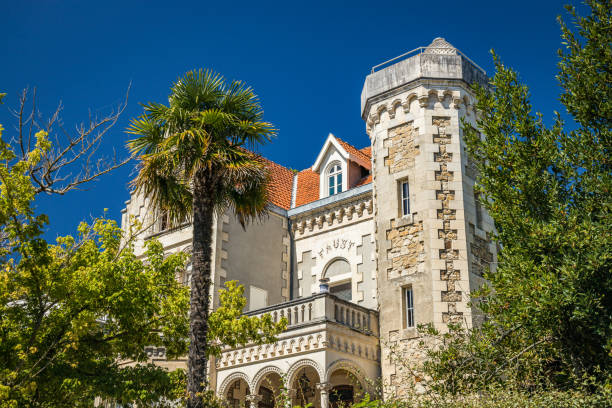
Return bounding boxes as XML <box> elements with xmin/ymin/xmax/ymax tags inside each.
<box><xmin>370</xmin><ymin>46</ymin><xmax>487</xmax><ymax>75</ymax></box>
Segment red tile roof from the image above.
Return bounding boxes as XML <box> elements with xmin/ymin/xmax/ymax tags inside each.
<box><xmin>360</xmin><ymin>146</ymin><xmax>371</xmax><ymax>157</ymax></box>
<box><xmin>336</xmin><ymin>138</ymin><xmax>372</xmax><ymax>170</ymax></box>
<box><xmin>294</xmin><ymin>169</ymin><xmax>319</xmax><ymax>208</ymax></box>
<box><xmin>260</xmin><ymin>157</ymin><xmax>294</xmax><ymax>210</ymax></box>
<box><xmin>261</xmin><ymin>138</ymin><xmax>373</xmax><ymax>210</ymax></box>
<box><xmin>354</xmin><ymin>174</ymin><xmax>372</xmax><ymax>187</ymax></box>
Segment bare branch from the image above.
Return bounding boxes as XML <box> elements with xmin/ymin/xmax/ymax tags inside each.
<box><xmin>4</xmin><ymin>85</ymin><xmax>132</xmax><ymax>195</ymax></box>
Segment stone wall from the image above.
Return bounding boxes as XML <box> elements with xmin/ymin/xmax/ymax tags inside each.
<box><xmin>222</xmin><ymin>211</ymin><xmax>289</xmax><ymax>310</ymax></box>
<box><xmin>366</xmin><ymin>80</ymin><xmax>480</xmax><ymax>397</ymax></box>
<box><xmin>384</xmin><ymin>123</ymin><xmax>419</xmax><ymax>174</ymax></box>
<box><xmin>386</xmin><ymin>220</ymin><xmax>424</xmax><ymax>280</ymax></box>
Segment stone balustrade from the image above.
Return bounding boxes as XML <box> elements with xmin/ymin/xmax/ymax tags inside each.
<box><xmin>245</xmin><ymin>293</ymin><xmax>379</xmax><ymax>336</ymax></box>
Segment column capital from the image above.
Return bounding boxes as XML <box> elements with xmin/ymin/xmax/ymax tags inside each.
<box><xmin>316</xmin><ymin>382</ymin><xmax>332</xmax><ymax>392</ymax></box>
<box><xmin>246</xmin><ymin>394</ymin><xmax>263</xmax><ymax>404</ymax></box>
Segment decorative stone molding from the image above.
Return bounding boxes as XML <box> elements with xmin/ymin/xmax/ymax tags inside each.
<box><xmin>327</xmin><ymin>334</ymin><xmax>378</xmax><ymax>362</ymax></box>
<box><xmin>219</xmin><ymin>372</ymin><xmax>251</xmax><ymax>395</ymax></box>
<box><xmin>418</xmin><ymin>95</ymin><xmax>429</xmax><ymax>108</ymax></box>
<box><xmin>364</xmin><ymin>86</ymin><xmax>474</xmax><ymax>135</ymax></box>
<box><xmin>324</xmin><ymin>359</ymin><xmax>368</xmax><ymax>388</ymax></box>
<box><xmin>144</xmin><ymin>346</ymin><xmax>166</xmax><ymax>359</ymax></box>
<box><xmin>316</xmin><ymin>381</ymin><xmax>332</xmax><ymax>408</ymax></box>
<box><xmin>245</xmin><ymin>394</ymin><xmax>262</xmax><ymax>406</ymax></box>
<box><xmin>250</xmin><ymin>365</ymin><xmax>283</xmax><ymax>393</ymax></box>
<box><xmin>291</xmin><ymin>196</ymin><xmax>373</xmax><ymax>238</ymax></box>
<box><xmin>286</xmin><ymin>359</ymin><xmax>324</xmax><ymax>385</ymax></box>
<box><xmin>217</xmin><ymin>333</ymin><xmax>326</xmax><ymax>369</ymax></box>
<box><xmin>316</xmin><ymin>381</ymin><xmax>332</xmax><ymax>392</ymax></box>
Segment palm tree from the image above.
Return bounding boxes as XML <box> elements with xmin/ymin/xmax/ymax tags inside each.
<box><xmin>127</xmin><ymin>69</ymin><xmax>276</xmax><ymax>408</ymax></box>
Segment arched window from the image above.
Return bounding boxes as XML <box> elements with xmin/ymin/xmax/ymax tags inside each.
<box><xmin>324</xmin><ymin>258</ymin><xmax>352</xmax><ymax>301</ymax></box>
<box><xmin>327</xmin><ymin>163</ymin><xmax>343</xmax><ymax>196</ymax></box>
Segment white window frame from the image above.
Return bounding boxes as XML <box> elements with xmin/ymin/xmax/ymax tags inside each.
<box><xmin>327</xmin><ymin>162</ymin><xmax>343</xmax><ymax>196</ymax></box>
<box><xmin>400</xmin><ymin>181</ymin><xmax>410</xmax><ymax>217</ymax></box>
<box><xmin>403</xmin><ymin>286</ymin><xmax>415</xmax><ymax>328</ymax></box>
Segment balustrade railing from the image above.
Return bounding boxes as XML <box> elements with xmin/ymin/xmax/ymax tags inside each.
<box><xmin>245</xmin><ymin>293</ymin><xmax>378</xmax><ymax>336</ymax></box>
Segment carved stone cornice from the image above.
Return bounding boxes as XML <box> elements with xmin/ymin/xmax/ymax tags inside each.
<box><xmin>365</xmin><ymin>84</ymin><xmax>475</xmax><ymax>133</ymax></box>
<box><xmin>291</xmin><ymin>195</ymin><xmax>373</xmax><ymax>237</ymax></box>
<box><xmin>216</xmin><ymin>324</ymin><xmax>379</xmax><ymax>370</ymax></box>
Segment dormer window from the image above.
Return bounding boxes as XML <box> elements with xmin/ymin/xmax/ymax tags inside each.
<box><xmin>328</xmin><ymin>163</ymin><xmax>343</xmax><ymax>196</ymax></box>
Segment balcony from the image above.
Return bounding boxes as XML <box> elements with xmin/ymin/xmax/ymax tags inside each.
<box><xmin>245</xmin><ymin>292</ymin><xmax>378</xmax><ymax>336</ymax></box>
<box><xmin>215</xmin><ymin>293</ymin><xmax>380</xmax><ymax>408</ymax></box>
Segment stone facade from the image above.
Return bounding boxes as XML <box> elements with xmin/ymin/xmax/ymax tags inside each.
<box><xmin>119</xmin><ymin>37</ymin><xmax>496</xmax><ymax>406</ymax></box>
<box><xmin>362</xmin><ymin>38</ymin><xmax>495</xmax><ymax>396</ymax></box>
<box><xmin>384</xmin><ymin>123</ymin><xmax>419</xmax><ymax>174</ymax></box>
<box><xmin>386</xmin><ymin>220</ymin><xmax>424</xmax><ymax>279</ymax></box>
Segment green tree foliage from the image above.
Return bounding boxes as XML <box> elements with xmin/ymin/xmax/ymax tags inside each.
<box><xmin>127</xmin><ymin>69</ymin><xmax>277</xmax><ymax>407</ymax></box>
<box><xmin>207</xmin><ymin>280</ymin><xmax>286</xmax><ymax>358</ymax></box>
<box><xmin>0</xmin><ymin>122</ymin><xmax>190</xmax><ymax>407</ymax></box>
<box><xmin>420</xmin><ymin>0</ymin><xmax>611</xmax><ymax>394</ymax></box>
<box><xmin>0</xmin><ymin>92</ymin><xmax>285</xmax><ymax>406</ymax></box>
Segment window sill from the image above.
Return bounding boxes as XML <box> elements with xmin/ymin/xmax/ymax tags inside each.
<box><xmin>401</xmin><ymin>327</ymin><xmax>418</xmax><ymax>340</ymax></box>
<box><xmin>395</xmin><ymin>214</ymin><xmax>414</xmax><ymax>227</ymax></box>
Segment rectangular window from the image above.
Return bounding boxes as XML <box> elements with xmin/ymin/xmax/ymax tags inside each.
<box><xmin>403</xmin><ymin>287</ymin><xmax>415</xmax><ymax>328</ymax></box>
<box><xmin>401</xmin><ymin>181</ymin><xmax>410</xmax><ymax>217</ymax></box>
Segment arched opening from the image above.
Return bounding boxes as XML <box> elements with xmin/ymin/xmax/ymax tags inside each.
<box><xmin>291</xmin><ymin>365</ymin><xmax>321</xmax><ymax>408</ymax></box>
<box><xmin>323</xmin><ymin>258</ymin><xmax>352</xmax><ymax>302</ymax></box>
<box><xmin>224</xmin><ymin>377</ymin><xmax>250</xmax><ymax>408</ymax></box>
<box><xmin>328</xmin><ymin>368</ymin><xmax>364</xmax><ymax>408</ymax></box>
<box><xmin>255</xmin><ymin>371</ymin><xmax>283</xmax><ymax>408</ymax></box>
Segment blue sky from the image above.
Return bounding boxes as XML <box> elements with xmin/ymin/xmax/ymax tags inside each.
<box><xmin>1</xmin><ymin>0</ymin><xmax>577</xmax><ymax>239</ymax></box>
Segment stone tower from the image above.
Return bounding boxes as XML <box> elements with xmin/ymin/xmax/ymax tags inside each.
<box><xmin>361</xmin><ymin>38</ymin><xmax>496</xmax><ymax>393</ymax></box>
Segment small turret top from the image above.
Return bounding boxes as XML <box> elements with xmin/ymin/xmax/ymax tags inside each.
<box><xmin>360</xmin><ymin>37</ymin><xmax>487</xmax><ymax>118</ymax></box>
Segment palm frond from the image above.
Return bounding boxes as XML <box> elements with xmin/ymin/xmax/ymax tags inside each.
<box><xmin>141</xmin><ymin>101</ymin><xmax>172</xmax><ymax>123</ymax></box>
<box><xmin>127</xmin><ymin>68</ymin><xmax>276</xmax><ymax>229</ymax></box>
<box><xmin>131</xmin><ymin>152</ymin><xmax>192</xmax><ymax>222</ymax></box>
<box><xmin>126</xmin><ymin>116</ymin><xmax>165</xmax><ymax>156</ymax></box>
<box><xmin>170</xmin><ymin>69</ymin><xmax>225</xmax><ymax>112</ymax></box>
<box><xmin>215</xmin><ymin>163</ymin><xmax>270</xmax><ymax>228</ymax></box>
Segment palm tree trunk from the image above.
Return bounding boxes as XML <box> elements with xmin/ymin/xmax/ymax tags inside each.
<box><xmin>187</xmin><ymin>168</ymin><xmax>215</xmax><ymax>408</ymax></box>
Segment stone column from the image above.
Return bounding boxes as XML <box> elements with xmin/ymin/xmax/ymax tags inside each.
<box><xmin>286</xmin><ymin>388</ymin><xmax>297</xmax><ymax>408</ymax></box>
<box><xmin>316</xmin><ymin>382</ymin><xmax>332</xmax><ymax>408</ymax></box>
<box><xmin>246</xmin><ymin>394</ymin><xmax>262</xmax><ymax>408</ymax></box>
